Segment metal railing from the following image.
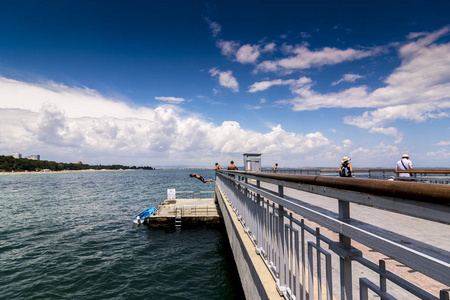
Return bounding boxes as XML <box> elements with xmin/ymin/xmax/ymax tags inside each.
<box><xmin>171</xmin><ymin>190</ymin><xmax>215</xmax><ymax>199</ymax></box>
<box><xmin>215</xmin><ymin>170</ymin><xmax>450</xmax><ymax>300</ymax></box>
<box><xmin>262</xmin><ymin>168</ymin><xmax>450</xmax><ymax>184</ymax></box>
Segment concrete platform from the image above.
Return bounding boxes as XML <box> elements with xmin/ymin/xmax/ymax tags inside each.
<box><xmin>145</xmin><ymin>197</ymin><xmax>221</xmax><ymax>228</ymax></box>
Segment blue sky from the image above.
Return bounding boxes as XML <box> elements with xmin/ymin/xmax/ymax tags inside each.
<box><xmin>1</xmin><ymin>0</ymin><xmax>450</xmax><ymax>168</ymax></box>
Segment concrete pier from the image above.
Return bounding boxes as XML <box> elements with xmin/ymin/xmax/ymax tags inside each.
<box><xmin>145</xmin><ymin>196</ymin><xmax>221</xmax><ymax>228</ymax></box>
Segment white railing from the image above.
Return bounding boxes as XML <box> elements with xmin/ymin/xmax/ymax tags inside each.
<box><xmin>172</xmin><ymin>190</ymin><xmax>215</xmax><ymax>199</ymax></box>
<box><xmin>216</xmin><ymin>170</ymin><xmax>450</xmax><ymax>300</ymax></box>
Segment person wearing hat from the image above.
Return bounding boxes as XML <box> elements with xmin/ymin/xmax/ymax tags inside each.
<box><xmin>339</xmin><ymin>156</ymin><xmax>353</xmax><ymax>177</ymax></box>
<box><xmin>395</xmin><ymin>154</ymin><xmax>413</xmax><ymax>177</ymax></box>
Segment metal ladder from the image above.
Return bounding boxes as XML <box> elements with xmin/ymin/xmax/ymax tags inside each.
<box><xmin>175</xmin><ymin>207</ymin><xmax>182</xmax><ymax>228</ymax></box>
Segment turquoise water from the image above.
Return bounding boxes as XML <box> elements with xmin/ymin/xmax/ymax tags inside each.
<box><xmin>0</xmin><ymin>169</ymin><xmax>244</xmax><ymax>299</ymax></box>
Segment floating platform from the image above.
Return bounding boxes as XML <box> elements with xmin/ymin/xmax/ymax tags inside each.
<box><xmin>144</xmin><ymin>191</ymin><xmax>221</xmax><ymax>228</ymax></box>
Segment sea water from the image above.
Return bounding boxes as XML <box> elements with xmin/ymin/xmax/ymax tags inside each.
<box><xmin>0</xmin><ymin>169</ymin><xmax>244</xmax><ymax>299</ymax></box>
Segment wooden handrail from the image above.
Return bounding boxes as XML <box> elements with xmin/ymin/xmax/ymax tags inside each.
<box><xmin>262</xmin><ymin>168</ymin><xmax>450</xmax><ymax>174</ymax></box>
<box><xmin>220</xmin><ymin>170</ymin><xmax>450</xmax><ymax>205</ymax></box>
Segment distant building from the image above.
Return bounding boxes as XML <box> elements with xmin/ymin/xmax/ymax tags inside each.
<box><xmin>10</xmin><ymin>153</ymin><xmax>22</xmax><ymax>159</ymax></box>
<box><xmin>25</xmin><ymin>155</ymin><xmax>40</xmax><ymax>161</ymax></box>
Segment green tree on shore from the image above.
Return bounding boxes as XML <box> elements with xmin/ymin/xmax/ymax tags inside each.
<box><xmin>0</xmin><ymin>156</ymin><xmax>154</xmax><ymax>172</ymax></box>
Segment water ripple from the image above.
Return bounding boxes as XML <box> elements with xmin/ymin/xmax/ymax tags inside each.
<box><xmin>0</xmin><ymin>170</ymin><xmax>244</xmax><ymax>299</ymax></box>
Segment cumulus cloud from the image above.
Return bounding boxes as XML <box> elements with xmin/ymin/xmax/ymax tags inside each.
<box><xmin>426</xmin><ymin>148</ymin><xmax>450</xmax><ymax>159</ymax></box>
<box><xmin>435</xmin><ymin>141</ymin><xmax>450</xmax><ymax>146</ymax></box>
<box><xmin>209</xmin><ymin>67</ymin><xmax>239</xmax><ymax>92</ymax></box>
<box><xmin>36</xmin><ymin>103</ymin><xmax>85</xmax><ymax>147</ymax></box>
<box><xmin>217</xmin><ymin>40</ymin><xmax>276</xmax><ymax>64</ymax></box>
<box><xmin>0</xmin><ymin>76</ymin><xmax>335</xmax><ymax>165</ymax></box>
<box><xmin>155</xmin><ymin>96</ymin><xmax>185</xmax><ymax>104</ymax></box>
<box><xmin>350</xmin><ymin>142</ymin><xmax>399</xmax><ymax>160</ymax></box>
<box><xmin>235</xmin><ymin>44</ymin><xmax>261</xmax><ymax>64</ymax></box>
<box><xmin>277</xmin><ymin>26</ymin><xmax>450</xmax><ymax>139</ymax></box>
<box><xmin>331</xmin><ymin>73</ymin><xmax>364</xmax><ymax>86</ymax></box>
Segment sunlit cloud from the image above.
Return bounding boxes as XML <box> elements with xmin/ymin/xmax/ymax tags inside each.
<box><xmin>209</xmin><ymin>67</ymin><xmax>239</xmax><ymax>92</ymax></box>
<box><xmin>277</xmin><ymin>26</ymin><xmax>450</xmax><ymax>139</ymax></box>
<box><xmin>331</xmin><ymin>73</ymin><xmax>364</xmax><ymax>86</ymax></box>
<box><xmin>0</xmin><ymin>76</ymin><xmax>337</xmax><ymax>165</ymax></box>
<box><xmin>217</xmin><ymin>40</ymin><xmax>276</xmax><ymax>64</ymax></box>
<box><xmin>435</xmin><ymin>141</ymin><xmax>450</xmax><ymax>146</ymax></box>
<box><xmin>256</xmin><ymin>44</ymin><xmax>385</xmax><ymax>73</ymax></box>
<box><xmin>249</xmin><ymin>77</ymin><xmax>312</xmax><ymax>93</ymax></box>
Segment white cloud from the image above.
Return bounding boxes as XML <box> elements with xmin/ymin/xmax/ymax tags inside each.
<box><xmin>36</xmin><ymin>103</ymin><xmax>85</xmax><ymax>147</ymax></box>
<box><xmin>204</xmin><ymin>17</ymin><xmax>221</xmax><ymax>38</ymax></box>
<box><xmin>257</xmin><ymin>45</ymin><xmax>384</xmax><ymax>73</ymax></box>
<box><xmin>249</xmin><ymin>77</ymin><xmax>312</xmax><ymax>93</ymax></box>
<box><xmin>400</xmin><ymin>25</ymin><xmax>450</xmax><ymax>59</ymax></box>
<box><xmin>331</xmin><ymin>73</ymin><xmax>364</xmax><ymax>86</ymax></box>
<box><xmin>350</xmin><ymin>142</ymin><xmax>399</xmax><ymax>161</ymax></box>
<box><xmin>426</xmin><ymin>148</ymin><xmax>450</xmax><ymax>159</ymax></box>
<box><xmin>0</xmin><ymin>76</ymin><xmax>336</xmax><ymax>165</ymax></box>
<box><xmin>217</xmin><ymin>40</ymin><xmax>276</xmax><ymax>64</ymax></box>
<box><xmin>277</xmin><ymin>26</ymin><xmax>450</xmax><ymax>139</ymax></box>
<box><xmin>216</xmin><ymin>40</ymin><xmax>240</xmax><ymax>56</ymax></box>
<box><xmin>155</xmin><ymin>96</ymin><xmax>185</xmax><ymax>104</ymax></box>
<box><xmin>342</xmin><ymin>139</ymin><xmax>351</xmax><ymax>147</ymax></box>
<box><xmin>209</xmin><ymin>67</ymin><xmax>239</xmax><ymax>92</ymax></box>
<box><xmin>262</xmin><ymin>43</ymin><xmax>276</xmax><ymax>53</ymax></box>
<box><xmin>435</xmin><ymin>141</ymin><xmax>450</xmax><ymax>146</ymax></box>
<box><xmin>235</xmin><ymin>44</ymin><xmax>261</xmax><ymax>64</ymax></box>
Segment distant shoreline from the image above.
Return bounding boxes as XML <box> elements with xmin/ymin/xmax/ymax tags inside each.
<box><xmin>0</xmin><ymin>169</ymin><xmax>135</xmax><ymax>176</ymax></box>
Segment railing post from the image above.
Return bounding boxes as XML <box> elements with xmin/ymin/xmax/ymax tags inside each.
<box><xmin>278</xmin><ymin>184</ymin><xmax>286</xmax><ymax>294</ymax></box>
<box><xmin>339</xmin><ymin>199</ymin><xmax>353</xmax><ymax>300</ymax></box>
<box><xmin>278</xmin><ymin>185</ymin><xmax>284</xmax><ymax>198</ymax></box>
<box><xmin>379</xmin><ymin>260</ymin><xmax>387</xmax><ymax>295</ymax></box>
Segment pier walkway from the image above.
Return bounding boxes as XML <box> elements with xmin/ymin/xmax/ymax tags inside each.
<box><xmin>215</xmin><ymin>170</ymin><xmax>450</xmax><ymax>300</ymax></box>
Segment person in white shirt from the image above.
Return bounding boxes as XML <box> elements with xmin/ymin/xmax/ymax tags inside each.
<box><xmin>395</xmin><ymin>154</ymin><xmax>413</xmax><ymax>177</ymax></box>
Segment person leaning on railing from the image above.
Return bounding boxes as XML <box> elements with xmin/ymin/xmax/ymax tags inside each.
<box><xmin>395</xmin><ymin>154</ymin><xmax>413</xmax><ymax>177</ymax></box>
<box><xmin>339</xmin><ymin>156</ymin><xmax>353</xmax><ymax>177</ymax></box>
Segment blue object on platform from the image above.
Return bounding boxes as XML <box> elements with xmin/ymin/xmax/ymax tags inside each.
<box><xmin>133</xmin><ymin>206</ymin><xmax>157</xmax><ymax>223</ymax></box>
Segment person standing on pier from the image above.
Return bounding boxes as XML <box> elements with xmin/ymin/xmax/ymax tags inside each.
<box><xmin>214</xmin><ymin>163</ymin><xmax>222</xmax><ymax>170</ymax></box>
<box><xmin>272</xmin><ymin>163</ymin><xmax>278</xmax><ymax>173</ymax></box>
<box><xmin>339</xmin><ymin>157</ymin><xmax>353</xmax><ymax>177</ymax></box>
<box><xmin>227</xmin><ymin>161</ymin><xmax>238</xmax><ymax>170</ymax></box>
<box><xmin>395</xmin><ymin>154</ymin><xmax>413</xmax><ymax>177</ymax></box>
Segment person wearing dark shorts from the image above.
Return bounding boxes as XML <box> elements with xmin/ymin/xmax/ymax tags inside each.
<box><xmin>189</xmin><ymin>173</ymin><xmax>213</xmax><ymax>183</ymax></box>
